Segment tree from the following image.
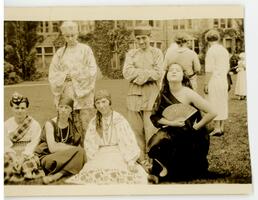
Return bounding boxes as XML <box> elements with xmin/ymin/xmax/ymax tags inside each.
<box><xmin>4</xmin><ymin>21</ymin><xmax>41</xmax><ymax>80</ymax></box>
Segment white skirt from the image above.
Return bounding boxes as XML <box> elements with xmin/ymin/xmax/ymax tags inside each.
<box><xmin>208</xmin><ymin>75</ymin><xmax>228</xmax><ymax>120</ymax></box>
<box><xmin>235</xmin><ymin>70</ymin><xmax>246</xmax><ymax>96</ymax></box>
<box><xmin>65</xmin><ymin>146</ymin><xmax>148</xmax><ymax>185</ymax></box>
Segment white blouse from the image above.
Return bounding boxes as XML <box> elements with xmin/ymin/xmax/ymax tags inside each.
<box><xmin>4</xmin><ymin>116</ymin><xmax>41</xmax><ymax>156</ymax></box>
<box><xmin>84</xmin><ymin>111</ymin><xmax>140</xmax><ymax>164</ymax></box>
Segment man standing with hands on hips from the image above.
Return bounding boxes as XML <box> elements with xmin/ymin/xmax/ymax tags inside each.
<box><xmin>123</xmin><ymin>26</ymin><xmax>164</xmax><ymax>172</ymax></box>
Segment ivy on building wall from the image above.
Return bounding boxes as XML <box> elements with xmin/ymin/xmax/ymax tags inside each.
<box><xmin>79</xmin><ymin>21</ymin><xmax>133</xmax><ymax>79</ymax></box>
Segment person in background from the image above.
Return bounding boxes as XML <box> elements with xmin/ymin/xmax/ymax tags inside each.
<box><xmin>148</xmin><ymin>63</ymin><xmax>216</xmax><ymax>183</ymax></box>
<box><xmin>48</xmin><ymin>21</ymin><xmax>97</xmax><ymax>146</ymax></box>
<box><xmin>204</xmin><ymin>29</ymin><xmax>230</xmax><ymax>137</ymax></box>
<box><xmin>234</xmin><ymin>52</ymin><xmax>246</xmax><ymax>100</ymax></box>
<box><xmin>66</xmin><ymin>90</ymin><xmax>148</xmax><ymax>184</ymax></box>
<box><xmin>122</xmin><ymin>26</ymin><xmax>164</xmax><ymax>172</ymax></box>
<box><xmin>163</xmin><ymin>33</ymin><xmax>201</xmax><ymax>91</ymax></box>
<box><xmin>4</xmin><ymin>92</ymin><xmax>44</xmax><ymax>183</ymax></box>
<box><xmin>34</xmin><ymin>97</ymin><xmax>85</xmax><ymax>184</ymax></box>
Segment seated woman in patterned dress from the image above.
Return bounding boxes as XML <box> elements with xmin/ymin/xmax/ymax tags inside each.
<box><xmin>34</xmin><ymin>96</ymin><xmax>86</xmax><ymax>184</ymax></box>
<box><xmin>66</xmin><ymin>89</ymin><xmax>148</xmax><ymax>184</ymax></box>
<box><xmin>148</xmin><ymin>63</ymin><xmax>217</xmax><ymax>183</ymax></box>
<box><xmin>4</xmin><ymin>92</ymin><xmax>44</xmax><ymax>183</ymax></box>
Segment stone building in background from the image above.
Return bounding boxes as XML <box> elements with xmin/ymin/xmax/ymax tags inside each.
<box><xmin>34</xmin><ymin>19</ymin><xmax>244</xmax><ymax>72</ymax></box>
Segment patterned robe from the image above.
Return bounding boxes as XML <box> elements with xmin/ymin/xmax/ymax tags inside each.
<box><xmin>48</xmin><ymin>42</ymin><xmax>97</xmax><ymax>110</ymax></box>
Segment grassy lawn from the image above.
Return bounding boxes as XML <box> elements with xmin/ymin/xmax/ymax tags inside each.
<box><xmin>4</xmin><ymin>75</ymin><xmax>252</xmax><ymax>184</ymax></box>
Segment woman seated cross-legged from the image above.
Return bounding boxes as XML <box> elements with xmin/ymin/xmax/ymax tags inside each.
<box><xmin>66</xmin><ymin>89</ymin><xmax>148</xmax><ymax>184</ymax></box>
<box><xmin>148</xmin><ymin>63</ymin><xmax>217</xmax><ymax>183</ymax></box>
<box><xmin>4</xmin><ymin>92</ymin><xmax>44</xmax><ymax>183</ymax></box>
<box><xmin>34</xmin><ymin>96</ymin><xmax>86</xmax><ymax>184</ymax></box>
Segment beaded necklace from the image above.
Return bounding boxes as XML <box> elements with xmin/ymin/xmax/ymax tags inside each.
<box><xmin>58</xmin><ymin>125</ymin><xmax>70</xmax><ymax>143</ymax></box>
<box><xmin>102</xmin><ymin>111</ymin><xmax>113</xmax><ymax>145</ymax></box>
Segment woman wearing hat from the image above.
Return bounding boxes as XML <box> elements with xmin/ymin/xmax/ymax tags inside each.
<box><xmin>148</xmin><ymin>63</ymin><xmax>216</xmax><ymax>183</ymax></box>
<box><xmin>4</xmin><ymin>92</ymin><xmax>43</xmax><ymax>183</ymax></box>
<box><xmin>34</xmin><ymin>96</ymin><xmax>86</xmax><ymax>184</ymax></box>
<box><xmin>48</xmin><ymin>21</ymin><xmax>98</xmax><ymax>145</ymax></box>
<box><xmin>204</xmin><ymin>29</ymin><xmax>230</xmax><ymax>136</ymax></box>
<box><xmin>66</xmin><ymin>89</ymin><xmax>148</xmax><ymax>184</ymax></box>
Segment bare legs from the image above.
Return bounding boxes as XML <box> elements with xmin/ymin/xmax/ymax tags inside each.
<box><xmin>210</xmin><ymin>120</ymin><xmax>224</xmax><ymax>136</ymax></box>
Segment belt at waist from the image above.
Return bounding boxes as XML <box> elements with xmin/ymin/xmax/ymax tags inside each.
<box><xmin>188</xmin><ymin>73</ymin><xmax>196</xmax><ymax>78</ymax></box>
<box><xmin>99</xmin><ymin>144</ymin><xmax>118</xmax><ymax>148</ymax></box>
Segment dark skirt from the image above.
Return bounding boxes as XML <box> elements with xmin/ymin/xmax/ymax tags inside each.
<box><xmin>147</xmin><ymin>125</ymin><xmax>210</xmax><ymax>182</ymax></box>
<box><xmin>40</xmin><ymin>146</ymin><xmax>86</xmax><ymax>175</ymax></box>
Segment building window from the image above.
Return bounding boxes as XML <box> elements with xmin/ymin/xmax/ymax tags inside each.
<box><xmin>148</xmin><ymin>20</ymin><xmax>162</xmax><ymax>28</ymax></box>
<box><xmin>155</xmin><ymin>20</ymin><xmax>161</xmax><ymax>28</ymax></box>
<box><xmin>125</xmin><ymin>21</ymin><xmax>134</xmax><ymax>28</ymax></box>
<box><xmin>213</xmin><ymin>19</ymin><xmax>233</xmax><ymax>29</ymax></box>
<box><xmin>45</xmin><ymin>22</ymin><xmax>49</xmax><ymax>33</ymax></box>
<box><xmin>187</xmin><ymin>19</ymin><xmax>192</xmax><ymax>29</ymax></box>
<box><xmin>52</xmin><ymin>22</ymin><xmax>59</xmax><ymax>32</ymax></box>
<box><xmin>172</xmin><ymin>20</ymin><xmax>179</xmax><ymax>30</ymax></box>
<box><xmin>38</xmin><ymin>22</ymin><xmax>44</xmax><ymax>33</ymax></box>
<box><xmin>213</xmin><ymin>19</ymin><xmax>219</xmax><ymax>28</ymax></box>
<box><xmin>150</xmin><ymin>41</ymin><xmax>162</xmax><ymax>49</ymax></box>
<box><xmin>135</xmin><ymin>20</ymin><xmax>148</xmax><ymax>26</ymax></box>
<box><xmin>220</xmin><ymin>19</ymin><xmax>226</xmax><ymax>28</ymax></box>
<box><xmin>179</xmin><ymin>21</ymin><xmax>185</xmax><ymax>30</ymax></box>
<box><xmin>44</xmin><ymin>47</ymin><xmax>53</xmax><ymax>55</ymax></box>
<box><xmin>36</xmin><ymin>47</ymin><xmax>42</xmax><ymax>55</ymax></box>
<box><xmin>149</xmin><ymin>20</ymin><xmax>154</xmax><ymax>27</ymax></box>
<box><xmin>172</xmin><ymin>20</ymin><xmax>188</xmax><ymax>30</ymax></box>
<box><xmin>228</xmin><ymin>19</ymin><xmax>232</xmax><ymax>28</ymax></box>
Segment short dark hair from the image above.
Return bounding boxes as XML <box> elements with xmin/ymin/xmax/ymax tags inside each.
<box><xmin>205</xmin><ymin>30</ymin><xmax>220</xmax><ymax>42</ymax></box>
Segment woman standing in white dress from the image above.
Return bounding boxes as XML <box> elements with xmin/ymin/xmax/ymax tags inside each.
<box><xmin>235</xmin><ymin>52</ymin><xmax>246</xmax><ymax>100</ymax></box>
<box><xmin>204</xmin><ymin>30</ymin><xmax>230</xmax><ymax>136</ymax></box>
<box><xmin>66</xmin><ymin>90</ymin><xmax>147</xmax><ymax>184</ymax></box>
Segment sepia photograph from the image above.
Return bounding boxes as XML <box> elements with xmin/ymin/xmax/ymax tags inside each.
<box><xmin>3</xmin><ymin>5</ymin><xmax>253</xmax><ymax>196</ymax></box>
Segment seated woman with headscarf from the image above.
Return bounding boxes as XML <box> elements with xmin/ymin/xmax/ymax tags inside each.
<box><xmin>4</xmin><ymin>92</ymin><xmax>44</xmax><ymax>184</ymax></box>
<box><xmin>34</xmin><ymin>96</ymin><xmax>86</xmax><ymax>184</ymax></box>
<box><xmin>148</xmin><ymin>63</ymin><xmax>217</xmax><ymax>183</ymax></box>
<box><xmin>66</xmin><ymin>89</ymin><xmax>148</xmax><ymax>184</ymax></box>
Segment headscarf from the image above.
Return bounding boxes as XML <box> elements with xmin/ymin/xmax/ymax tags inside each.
<box><xmin>94</xmin><ymin>89</ymin><xmax>112</xmax><ymax>105</ymax></box>
<box><xmin>94</xmin><ymin>89</ymin><xmax>112</xmax><ymax>137</ymax></box>
<box><xmin>10</xmin><ymin>92</ymin><xmax>29</xmax><ymax>108</ymax></box>
<box><xmin>58</xmin><ymin>96</ymin><xmax>74</xmax><ymax>110</ymax></box>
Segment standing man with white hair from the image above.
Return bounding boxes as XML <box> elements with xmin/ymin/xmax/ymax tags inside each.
<box><xmin>48</xmin><ymin>21</ymin><xmax>98</xmax><ymax>145</ymax></box>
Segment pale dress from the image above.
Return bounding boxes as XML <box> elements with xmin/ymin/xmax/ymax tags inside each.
<box><xmin>65</xmin><ymin>111</ymin><xmax>148</xmax><ymax>185</ymax></box>
<box><xmin>205</xmin><ymin>43</ymin><xmax>229</xmax><ymax>120</ymax></box>
<box><xmin>235</xmin><ymin>61</ymin><xmax>246</xmax><ymax>96</ymax></box>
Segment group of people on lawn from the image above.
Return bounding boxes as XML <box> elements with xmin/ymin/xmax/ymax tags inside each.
<box><xmin>4</xmin><ymin>21</ymin><xmax>246</xmax><ymax>185</ymax></box>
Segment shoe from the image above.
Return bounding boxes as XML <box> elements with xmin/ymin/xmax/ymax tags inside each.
<box><xmin>210</xmin><ymin>131</ymin><xmax>224</xmax><ymax>137</ymax></box>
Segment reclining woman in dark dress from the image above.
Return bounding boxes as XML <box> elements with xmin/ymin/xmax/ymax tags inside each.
<box><xmin>148</xmin><ymin>63</ymin><xmax>217</xmax><ymax>183</ymax></box>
